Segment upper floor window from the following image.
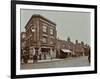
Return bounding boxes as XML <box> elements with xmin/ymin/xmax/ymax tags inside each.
<box><xmin>50</xmin><ymin>28</ymin><xmax>53</xmax><ymax>35</ymax></box>
<box><xmin>42</xmin><ymin>37</ymin><xmax>47</xmax><ymax>43</ymax></box>
<box><xmin>42</xmin><ymin>25</ymin><xmax>47</xmax><ymax>33</ymax></box>
<box><xmin>50</xmin><ymin>39</ymin><xmax>53</xmax><ymax>44</ymax></box>
<box><xmin>62</xmin><ymin>44</ymin><xmax>66</xmax><ymax>48</ymax></box>
<box><xmin>22</xmin><ymin>34</ymin><xmax>26</xmax><ymax>39</ymax></box>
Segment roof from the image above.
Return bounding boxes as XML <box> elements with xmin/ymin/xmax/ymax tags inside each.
<box><xmin>33</xmin><ymin>14</ymin><xmax>56</xmax><ymax>25</ymax></box>
<box><xmin>25</xmin><ymin>14</ymin><xmax>56</xmax><ymax>29</ymax></box>
<box><xmin>61</xmin><ymin>49</ymin><xmax>72</xmax><ymax>53</ymax></box>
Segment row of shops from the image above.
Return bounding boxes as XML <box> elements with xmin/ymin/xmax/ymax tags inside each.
<box><xmin>21</xmin><ymin>42</ymin><xmax>90</xmax><ymax>63</ymax></box>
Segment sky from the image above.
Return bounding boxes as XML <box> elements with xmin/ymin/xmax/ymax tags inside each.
<box><xmin>20</xmin><ymin>9</ymin><xmax>90</xmax><ymax>45</ymax></box>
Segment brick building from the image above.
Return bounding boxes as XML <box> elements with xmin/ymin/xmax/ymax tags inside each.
<box><xmin>25</xmin><ymin>14</ymin><xmax>57</xmax><ymax>60</ymax></box>
<box><xmin>21</xmin><ymin>32</ymin><xmax>26</xmax><ymax>49</ymax></box>
<box><xmin>21</xmin><ymin>32</ymin><xmax>27</xmax><ymax>62</ymax></box>
<box><xmin>73</xmin><ymin>40</ymin><xmax>85</xmax><ymax>56</ymax></box>
<box><xmin>56</xmin><ymin>37</ymin><xmax>74</xmax><ymax>58</ymax></box>
<box><xmin>56</xmin><ymin>37</ymin><xmax>90</xmax><ymax>58</ymax></box>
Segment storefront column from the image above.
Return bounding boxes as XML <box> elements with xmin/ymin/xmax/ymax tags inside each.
<box><xmin>38</xmin><ymin>47</ymin><xmax>42</xmax><ymax>60</ymax></box>
<box><xmin>54</xmin><ymin>49</ymin><xmax>56</xmax><ymax>58</ymax></box>
<box><xmin>82</xmin><ymin>51</ymin><xmax>85</xmax><ymax>56</ymax></box>
<box><xmin>32</xmin><ymin>47</ymin><xmax>35</xmax><ymax>56</ymax></box>
<box><xmin>50</xmin><ymin>48</ymin><xmax>53</xmax><ymax>59</ymax></box>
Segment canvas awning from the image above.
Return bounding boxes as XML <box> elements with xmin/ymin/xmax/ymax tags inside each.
<box><xmin>61</xmin><ymin>49</ymin><xmax>72</xmax><ymax>53</ymax></box>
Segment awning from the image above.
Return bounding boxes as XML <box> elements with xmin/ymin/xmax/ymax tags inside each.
<box><xmin>61</xmin><ymin>49</ymin><xmax>72</xmax><ymax>53</ymax></box>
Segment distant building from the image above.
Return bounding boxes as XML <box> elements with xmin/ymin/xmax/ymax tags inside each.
<box><xmin>56</xmin><ymin>37</ymin><xmax>73</xmax><ymax>58</ymax></box>
<box><xmin>21</xmin><ymin>32</ymin><xmax>27</xmax><ymax>62</ymax></box>
<box><xmin>72</xmin><ymin>40</ymin><xmax>90</xmax><ymax>56</ymax></box>
<box><xmin>21</xmin><ymin>32</ymin><xmax>26</xmax><ymax>50</ymax></box>
<box><xmin>25</xmin><ymin>14</ymin><xmax>57</xmax><ymax>60</ymax></box>
<box><xmin>56</xmin><ymin>37</ymin><xmax>90</xmax><ymax>58</ymax></box>
<box><xmin>72</xmin><ymin>40</ymin><xmax>85</xmax><ymax>56</ymax></box>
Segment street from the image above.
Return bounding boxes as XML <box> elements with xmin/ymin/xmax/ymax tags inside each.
<box><xmin>21</xmin><ymin>56</ymin><xmax>90</xmax><ymax>69</ymax></box>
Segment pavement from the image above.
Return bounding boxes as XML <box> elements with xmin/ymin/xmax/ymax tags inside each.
<box><xmin>22</xmin><ymin>58</ymin><xmax>64</xmax><ymax>64</ymax></box>
<box><xmin>21</xmin><ymin>56</ymin><xmax>90</xmax><ymax>69</ymax></box>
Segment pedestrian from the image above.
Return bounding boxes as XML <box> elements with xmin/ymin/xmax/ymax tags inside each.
<box><xmin>21</xmin><ymin>48</ymin><xmax>23</xmax><ymax>63</ymax></box>
<box><xmin>32</xmin><ymin>48</ymin><xmax>35</xmax><ymax>63</ymax></box>
<box><xmin>88</xmin><ymin>48</ymin><xmax>90</xmax><ymax>63</ymax></box>
<box><xmin>33</xmin><ymin>55</ymin><xmax>37</xmax><ymax>63</ymax></box>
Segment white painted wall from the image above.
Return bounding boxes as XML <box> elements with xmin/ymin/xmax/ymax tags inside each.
<box><xmin>0</xmin><ymin>0</ymin><xmax>100</xmax><ymax>79</ymax></box>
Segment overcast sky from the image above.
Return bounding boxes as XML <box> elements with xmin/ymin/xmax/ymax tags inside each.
<box><xmin>20</xmin><ymin>9</ymin><xmax>90</xmax><ymax>45</ymax></box>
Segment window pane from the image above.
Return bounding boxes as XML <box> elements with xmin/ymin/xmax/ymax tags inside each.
<box><xmin>42</xmin><ymin>25</ymin><xmax>47</xmax><ymax>32</ymax></box>
<box><xmin>50</xmin><ymin>39</ymin><xmax>53</xmax><ymax>44</ymax></box>
<box><xmin>42</xmin><ymin>37</ymin><xmax>47</xmax><ymax>43</ymax></box>
<box><xmin>50</xmin><ymin>29</ymin><xmax>53</xmax><ymax>35</ymax></box>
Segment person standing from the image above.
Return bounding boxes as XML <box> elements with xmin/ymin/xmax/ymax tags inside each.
<box><xmin>88</xmin><ymin>48</ymin><xmax>90</xmax><ymax>63</ymax></box>
<box><xmin>31</xmin><ymin>48</ymin><xmax>35</xmax><ymax>63</ymax></box>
